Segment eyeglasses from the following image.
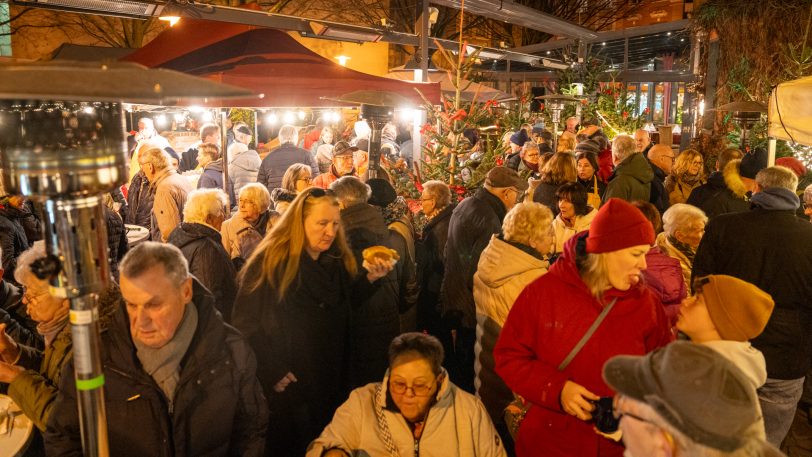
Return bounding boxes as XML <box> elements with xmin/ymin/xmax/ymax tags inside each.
<box><xmin>389</xmin><ymin>378</ymin><xmax>438</xmax><ymax>396</ymax></box>
<box><xmin>297</xmin><ymin>177</ymin><xmax>313</xmax><ymax>184</ymax></box>
<box><xmin>24</xmin><ymin>287</ymin><xmax>52</xmax><ymax>304</ymax></box>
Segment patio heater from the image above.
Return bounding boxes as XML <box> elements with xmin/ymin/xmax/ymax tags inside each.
<box><xmin>0</xmin><ymin>61</ymin><xmax>252</xmax><ymax>457</ymax></box>
<box><xmin>326</xmin><ymin>90</ymin><xmax>414</xmax><ymax>179</ymax></box>
<box><xmin>535</xmin><ymin>94</ymin><xmax>582</xmax><ymax>152</ymax></box>
<box><xmin>714</xmin><ymin>101</ymin><xmax>767</xmax><ymax>152</ymax></box>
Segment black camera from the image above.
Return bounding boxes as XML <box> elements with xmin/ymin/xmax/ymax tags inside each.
<box><xmin>591</xmin><ymin>397</ymin><xmax>620</xmax><ymax>433</ymax></box>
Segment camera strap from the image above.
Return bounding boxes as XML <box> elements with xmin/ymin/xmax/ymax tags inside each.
<box><xmin>558</xmin><ymin>297</ymin><xmax>618</xmax><ymax>371</ymax></box>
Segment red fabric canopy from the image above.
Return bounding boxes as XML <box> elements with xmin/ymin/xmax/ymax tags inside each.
<box><xmin>124</xmin><ymin>19</ymin><xmax>440</xmax><ymax>108</ymax></box>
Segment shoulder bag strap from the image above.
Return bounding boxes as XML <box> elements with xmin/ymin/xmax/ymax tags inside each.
<box><xmin>558</xmin><ymin>297</ymin><xmax>618</xmax><ymax>371</ymax></box>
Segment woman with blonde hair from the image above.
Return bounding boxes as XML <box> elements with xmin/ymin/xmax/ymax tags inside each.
<box><xmin>532</xmin><ymin>152</ymin><xmax>578</xmax><ymax>216</ymax></box>
<box><xmin>474</xmin><ymin>202</ymin><xmax>554</xmax><ymax>450</ymax></box>
<box><xmin>665</xmin><ymin>149</ymin><xmax>706</xmax><ymax>205</ymax></box>
<box><xmin>232</xmin><ymin>187</ymin><xmax>392</xmax><ymax>457</ymax></box>
<box><xmin>494</xmin><ymin>198</ymin><xmax>673</xmax><ymax>457</ymax></box>
<box><xmin>281</xmin><ymin>163</ymin><xmax>313</xmax><ymax>194</ymax></box>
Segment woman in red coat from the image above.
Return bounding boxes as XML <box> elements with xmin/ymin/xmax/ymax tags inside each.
<box><xmin>494</xmin><ymin>198</ymin><xmax>673</xmax><ymax>457</ymax></box>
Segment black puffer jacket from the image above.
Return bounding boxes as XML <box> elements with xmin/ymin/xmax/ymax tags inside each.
<box><xmin>442</xmin><ymin>188</ymin><xmax>507</xmax><ymax>329</ymax></box>
<box><xmin>0</xmin><ymin>204</ymin><xmax>30</xmax><ymax>284</ymax></box>
<box><xmin>104</xmin><ymin>205</ymin><xmax>129</xmax><ymax>281</ymax></box>
<box><xmin>126</xmin><ymin>170</ymin><xmax>154</xmax><ymax>230</ymax></box>
<box><xmin>256</xmin><ymin>143</ymin><xmax>319</xmax><ymax>192</ymax></box>
<box><xmin>0</xmin><ymin>280</ymin><xmax>40</xmax><ymax>349</ymax></box>
<box><xmin>416</xmin><ymin>204</ymin><xmax>454</xmax><ymax>333</ymax></box>
<box><xmin>0</xmin><ymin>199</ymin><xmax>42</xmax><ymax>244</ymax></box>
<box><xmin>340</xmin><ymin>203</ymin><xmax>403</xmax><ymax>388</ymax></box>
<box><xmin>46</xmin><ymin>282</ymin><xmax>268</xmax><ymax>457</ymax></box>
<box><xmin>686</xmin><ymin>162</ymin><xmax>749</xmax><ymax>219</ymax></box>
<box><xmin>168</xmin><ymin>222</ymin><xmax>237</xmax><ymax>321</ymax></box>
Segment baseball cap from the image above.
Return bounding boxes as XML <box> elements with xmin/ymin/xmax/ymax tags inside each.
<box><xmin>332</xmin><ymin>141</ymin><xmax>358</xmax><ymax>157</ymax></box>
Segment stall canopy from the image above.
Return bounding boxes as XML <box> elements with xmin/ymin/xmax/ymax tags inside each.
<box><xmin>124</xmin><ymin>19</ymin><xmax>440</xmax><ymax>108</ymax></box>
<box><xmin>769</xmin><ymin>75</ymin><xmax>812</xmax><ymax>145</ymax></box>
<box><xmin>386</xmin><ymin>68</ymin><xmax>513</xmax><ymax>101</ymax></box>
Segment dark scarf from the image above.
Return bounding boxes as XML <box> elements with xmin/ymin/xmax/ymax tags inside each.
<box><xmin>668</xmin><ymin>235</ymin><xmax>696</xmax><ymax>265</ymax></box>
<box><xmin>380</xmin><ymin>196</ymin><xmax>409</xmax><ymax>227</ymax></box>
<box><xmin>522</xmin><ymin>159</ymin><xmax>539</xmax><ymax>172</ymax></box>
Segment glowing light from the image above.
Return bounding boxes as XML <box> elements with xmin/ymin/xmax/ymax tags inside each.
<box><xmin>174</xmin><ymin>113</ymin><xmax>185</xmax><ymax>123</ymax></box>
<box><xmin>202</xmin><ymin>111</ymin><xmax>214</xmax><ymax>122</ymax></box>
<box><xmin>335</xmin><ymin>55</ymin><xmax>350</xmax><ymax>66</ymax></box>
<box><xmin>188</xmin><ymin>106</ymin><xmax>205</xmax><ymax>113</ymax></box>
<box><xmin>283</xmin><ymin>111</ymin><xmax>295</xmax><ymax>123</ymax></box>
<box><xmin>265</xmin><ymin>112</ymin><xmax>278</xmax><ymax>124</ymax></box>
<box><xmin>82</xmin><ymin>106</ymin><xmax>95</xmax><ymax>114</ymax></box>
<box><xmin>159</xmin><ymin>16</ymin><xmax>181</xmax><ymax>27</ymax></box>
<box><xmin>156</xmin><ymin>114</ymin><xmax>167</xmax><ymax>125</ymax></box>
<box><xmin>699</xmin><ymin>100</ymin><xmax>705</xmax><ymax>116</ymax></box>
<box><xmin>298</xmin><ymin>110</ymin><xmax>306</xmax><ymax>120</ymax></box>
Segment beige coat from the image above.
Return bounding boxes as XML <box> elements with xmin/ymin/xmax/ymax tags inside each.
<box><xmin>665</xmin><ymin>174</ymin><xmax>704</xmax><ymax>206</ymax></box>
<box><xmin>306</xmin><ymin>371</ymin><xmax>506</xmax><ymax>457</ymax></box>
<box><xmin>220</xmin><ymin>213</ymin><xmax>253</xmax><ymax>259</ymax></box>
<box><xmin>656</xmin><ymin>232</ymin><xmax>692</xmax><ymax>291</ymax></box>
<box><xmin>150</xmin><ymin>168</ymin><xmax>191</xmax><ymax>242</ymax></box>
<box><xmin>473</xmin><ymin>235</ymin><xmax>548</xmax><ymax>421</ymax></box>
<box><xmin>551</xmin><ymin>208</ymin><xmax>597</xmax><ymax>254</ymax></box>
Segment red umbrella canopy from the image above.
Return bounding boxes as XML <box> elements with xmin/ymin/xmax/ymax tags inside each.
<box><xmin>124</xmin><ymin>19</ymin><xmax>440</xmax><ymax>108</ymax></box>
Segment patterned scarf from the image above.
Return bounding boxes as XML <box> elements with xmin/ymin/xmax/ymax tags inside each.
<box><xmin>679</xmin><ymin>171</ymin><xmax>703</xmax><ymax>187</ymax></box>
<box><xmin>668</xmin><ymin>235</ymin><xmax>696</xmax><ymax>265</ymax></box>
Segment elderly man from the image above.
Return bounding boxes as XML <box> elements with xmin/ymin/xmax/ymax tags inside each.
<box><xmin>693</xmin><ymin>166</ymin><xmax>812</xmax><ymax>446</ymax></box>
<box><xmin>168</xmin><ymin>188</ymin><xmax>237</xmax><ymax>322</ymax></box>
<box><xmin>46</xmin><ymin>242</ymin><xmax>268</xmax><ymax>456</ymax></box>
<box><xmin>647</xmin><ymin>144</ymin><xmax>675</xmax><ymax>214</ymax></box>
<box><xmin>634</xmin><ymin>128</ymin><xmax>653</xmax><ymax>157</ymax></box>
<box><xmin>179</xmin><ymin>122</ymin><xmax>221</xmax><ymax>173</ymax></box>
<box><xmin>257</xmin><ymin>124</ymin><xmax>319</xmax><ymax>192</ymax></box>
<box><xmin>441</xmin><ymin>166</ymin><xmax>528</xmax><ymax>393</ymax></box>
<box><xmin>313</xmin><ymin>141</ymin><xmax>358</xmax><ymax>189</ymax></box>
<box><xmin>329</xmin><ymin>176</ymin><xmax>406</xmax><ymax>388</ymax></box>
<box><xmin>139</xmin><ymin>147</ymin><xmax>192</xmax><ymax>242</ymax></box>
<box><xmin>604</xmin><ymin>342</ymin><xmax>786</xmax><ymax>457</ymax></box>
<box><xmin>602</xmin><ymin>134</ymin><xmax>654</xmax><ymax>204</ymax></box>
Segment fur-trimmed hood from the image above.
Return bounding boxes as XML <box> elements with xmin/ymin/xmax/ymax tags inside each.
<box><xmin>723</xmin><ymin>159</ymin><xmax>748</xmax><ymax>198</ymax></box>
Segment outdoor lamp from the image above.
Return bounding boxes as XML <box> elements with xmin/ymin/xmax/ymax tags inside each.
<box><xmin>713</xmin><ymin>101</ymin><xmax>767</xmax><ymax>151</ymax></box>
<box><xmin>535</xmin><ymin>94</ymin><xmax>582</xmax><ymax>151</ymax></box>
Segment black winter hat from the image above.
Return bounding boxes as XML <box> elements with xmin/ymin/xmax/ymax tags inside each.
<box><xmin>740</xmin><ymin>147</ymin><xmax>768</xmax><ymax>179</ymax></box>
<box><xmin>367</xmin><ymin>178</ymin><xmax>398</xmax><ymax>207</ymax></box>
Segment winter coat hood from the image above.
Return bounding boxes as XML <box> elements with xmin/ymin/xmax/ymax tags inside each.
<box><xmin>750</xmin><ymin>187</ymin><xmax>800</xmax><ymax>211</ymax></box>
<box><xmin>615</xmin><ymin>152</ymin><xmax>654</xmax><ymax>186</ymax></box>
<box><xmin>476</xmin><ymin>236</ymin><xmax>547</xmax><ymax>289</ymax></box>
<box><xmin>723</xmin><ymin>159</ymin><xmax>749</xmax><ymax>198</ymax></box>
<box><xmin>203</xmin><ymin>159</ymin><xmax>223</xmax><ymax>173</ymax></box>
<box><xmin>168</xmin><ymin>222</ymin><xmax>220</xmax><ymax>249</ymax></box>
<box><xmin>340</xmin><ymin>202</ymin><xmax>390</xmax><ymax>243</ymax></box>
<box><xmin>701</xmin><ymin>340</ymin><xmax>767</xmax><ymax>391</ymax></box>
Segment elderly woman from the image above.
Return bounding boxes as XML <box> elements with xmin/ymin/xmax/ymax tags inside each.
<box><xmin>220</xmin><ymin>183</ymin><xmax>273</xmax><ymax>269</ymax></box>
<box><xmin>310</xmin><ymin>126</ymin><xmax>334</xmax><ymax>156</ymax></box>
<box><xmin>551</xmin><ymin>182</ymin><xmax>598</xmax><ymax>255</ymax></box>
<box><xmin>507</xmin><ymin>141</ymin><xmax>541</xmax><ymax>179</ymax></box>
<box><xmin>281</xmin><ymin>163</ymin><xmax>313</xmax><ymax>194</ymax></box>
<box><xmin>233</xmin><ymin>187</ymin><xmax>392</xmax><ymax>456</ymax></box>
<box><xmin>665</xmin><ymin>149</ymin><xmax>705</xmax><ymax>205</ymax></box>
<box><xmin>307</xmin><ymin>332</ymin><xmax>506</xmax><ymax>457</ymax></box>
<box><xmin>416</xmin><ymin>180</ymin><xmax>455</xmax><ymax>334</ymax></box>
<box><xmin>657</xmin><ymin>203</ymin><xmax>708</xmax><ymax>289</ymax></box>
<box><xmin>167</xmin><ymin>188</ymin><xmax>237</xmax><ymax>321</ymax></box>
<box><xmin>533</xmin><ymin>152</ymin><xmax>578</xmax><ymax>216</ymax></box>
<box><xmin>474</xmin><ymin>203</ymin><xmax>553</xmax><ymax>447</ymax></box>
<box><xmin>0</xmin><ymin>242</ymin><xmax>118</xmax><ymax>449</ymax></box>
<box><xmin>575</xmin><ymin>150</ymin><xmax>606</xmax><ymax>209</ymax></box>
<box><xmin>494</xmin><ymin>199</ymin><xmax>673</xmax><ymax>457</ymax></box>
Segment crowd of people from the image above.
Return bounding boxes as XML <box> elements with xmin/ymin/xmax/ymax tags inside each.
<box><xmin>0</xmin><ymin>114</ymin><xmax>811</xmax><ymax>457</ymax></box>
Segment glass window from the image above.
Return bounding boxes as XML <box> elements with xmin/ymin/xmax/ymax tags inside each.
<box><xmin>0</xmin><ymin>3</ymin><xmax>10</xmax><ymax>57</ymax></box>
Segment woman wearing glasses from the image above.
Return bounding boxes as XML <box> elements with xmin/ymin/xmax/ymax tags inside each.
<box><xmin>232</xmin><ymin>187</ymin><xmax>392</xmax><ymax>457</ymax></box>
<box><xmin>281</xmin><ymin>163</ymin><xmax>314</xmax><ymax>195</ymax></box>
<box><xmin>307</xmin><ymin>332</ymin><xmax>506</xmax><ymax>457</ymax></box>
<box><xmin>665</xmin><ymin>149</ymin><xmax>706</xmax><ymax>206</ymax></box>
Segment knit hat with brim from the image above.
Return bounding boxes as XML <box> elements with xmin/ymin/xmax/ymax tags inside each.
<box><xmin>696</xmin><ymin>274</ymin><xmax>775</xmax><ymax>341</ymax></box>
<box><xmin>586</xmin><ymin>198</ymin><xmax>655</xmax><ymax>253</ymax></box>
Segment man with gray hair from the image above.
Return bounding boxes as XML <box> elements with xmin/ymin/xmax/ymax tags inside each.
<box><xmin>257</xmin><ymin>124</ymin><xmax>319</xmax><ymax>192</ymax></box>
<box><xmin>139</xmin><ymin>147</ymin><xmax>192</xmax><ymax>242</ymax></box>
<box><xmin>46</xmin><ymin>242</ymin><xmax>268</xmax><ymax>456</ymax></box>
<box><xmin>329</xmin><ymin>176</ymin><xmax>405</xmax><ymax>388</ymax></box>
<box><xmin>602</xmin><ymin>134</ymin><xmax>654</xmax><ymax>204</ymax></box>
<box><xmin>694</xmin><ymin>165</ymin><xmax>812</xmax><ymax>446</ymax></box>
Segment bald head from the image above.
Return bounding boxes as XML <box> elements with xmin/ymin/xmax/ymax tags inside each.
<box><xmin>648</xmin><ymin>144</ymin><xmax>675</xmax><ymax>174</ymax></box>
<box><xmin>634</xmin><ymin>129</ymin><xmax>651</xmax><ymax>153</ymax></box>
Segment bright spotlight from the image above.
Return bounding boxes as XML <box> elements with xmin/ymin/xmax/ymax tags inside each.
<box><xmin>298</xmin><ymin>110</ymin><xmax>306</xmax><ymax>120</ymax></box>
<box><xmin>82</xmin><ymin>106</ymin><xmax>95</xmax><ymax>115</ymax></box>
<box><xmin>201</xmin><ymin>111</ymin><xmax>214</xmax><ymax>122</ymax></box>
<box><xmin>156</xmin><ymin>114</ymin><xmax>167</xmax><ymax>125</ymax></box>
<box><xmin>265</xmin><ymin>112</ymin><xmax>278</xmax><ymax>124</ymax></box>
<box><xmin>283</xmin><ymin>111</ymin><xmax>295</xmax><ymax>123</ymax></box>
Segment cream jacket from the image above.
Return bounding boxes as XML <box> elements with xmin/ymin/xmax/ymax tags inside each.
<box><xmin>306</xmin><ymin>370</ymin><xmax>506</xmax><ymax>457</ymax></box>
<box><xmin>551</xmin><ymin>208</ymin><xmax>597</xmax><ymax>254</ymax></box>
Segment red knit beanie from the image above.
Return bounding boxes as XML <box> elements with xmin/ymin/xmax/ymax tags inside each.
<box><xmin>586</xmin><ymin>198</ymin><xmax>655</xmax><ymax>253</ymax></box>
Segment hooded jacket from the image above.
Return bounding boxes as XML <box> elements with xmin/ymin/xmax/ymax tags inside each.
<box><xmin>443</xmin><ymin>188</ymin><xmax>507</xmax><ymax>329</ymax></box>
<box><xmin>642</xmin><ymin>245</ymin><xmax>686</xmax><ymax>324</ymax></box>
<box><xmin>150</xmin><ymin>168</ymin><xmax>192</xmax><ymax>242</ymax></box>
<box><xmin>256</xmin><ymin>143</ymin><xmax>319</xmax><ymax>192</ymax></box>
<box><xmin>474</xmin><ymin>235</ymin><xmax>548</xmax><ymax>423</ymax></box>
<box><xmin>168</xmin><ymin>222</ymin><xmax>237</xmax><ymax>321</ymax></box>
<box><xmin>47</xmin><ymin>282</ymin><xmax>268</xmax><ymax>457</ymax></box>
<box><xmin>494</xmin><ymin>232</ymin><xmax>673</xmax><ymax>457</ymax></box>
<box><xmin>551</xmin><ymin>208</ymin><xmax>597</xmax><ymax>254</ymax></box>
<box><xmin>306</xmin><ymin>370</ymin><xmax>506</xmax><ymax>457</ymax></box>
<box><xmin>648</xmin><ymin>161</ymin><xmax>670</xmax><ymax>214</ymax></box>
<box><xmin>693</xmin><ymin>187</ymin><xmax>812</xmax><ymax>380</ymax></box>
<box><xmin>341</xmin><ymin>203</ymin><xmax>403</xmax><ymax>388</ymax></box>
<box><xmin>198</xmin><ymin>158</ymin><xmax>225</xmax><ymax>190</ymax></box>
<box><xmin>228</xmin><ymin>147</ymin><xmax>261</xmax><ymax>197</ymax></box>
<box><xmin>702</xmin><ymin>340</ymin><xmax>767</xmax><ymax>440</ymax></box>
<box><xmin>602</xmin><ymin>153</ymin><xmax>654</xmax><ymax>203</ymax></box>
<box><xmin>686</xmin><ymin>160</ymin><xmax>749</xmax><ymax>219</ymax></box>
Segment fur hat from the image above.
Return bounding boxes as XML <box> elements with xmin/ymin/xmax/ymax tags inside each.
<box><xmin>695</xmin><ymin>275</ymin><xmax>775</xmax><ymax>341</ymax></box>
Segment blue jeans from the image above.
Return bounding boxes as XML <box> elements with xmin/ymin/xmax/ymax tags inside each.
<box><xmin>759</xmin><ymin>377</ymin><xmax>805</xmax><ymax>446</ymax></box>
